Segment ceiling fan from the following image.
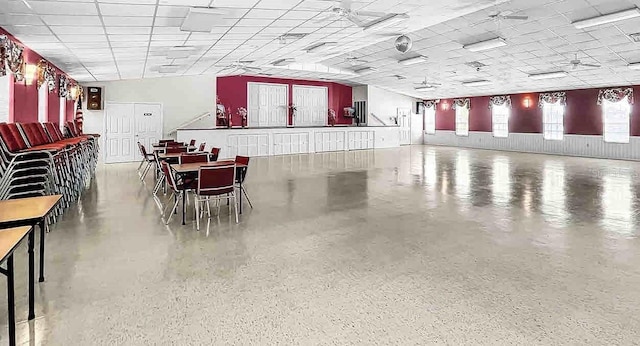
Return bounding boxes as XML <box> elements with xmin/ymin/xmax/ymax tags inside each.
<box><xmin>488</xmin><ymin>11</ymin><xmax>529</xmax><ymax>21</ymax></box>
<box><xmin>314</xmin><ymin>0</ymin><xmax>387</xmax><ymax>27</ymax></box>
<box><xmin>218</xmin><ymin>61</ymin><xmax>262</xmax><ymax>74</ymax></box>
<box><xmin>568</xmin><ymin>53</ymin><xmax>601</xmax><ymax>69</ymax></box>
<box><xmin>414</xmin><ymin>77</ymin><xmax>441</xmax><ymax>90</ymax></box>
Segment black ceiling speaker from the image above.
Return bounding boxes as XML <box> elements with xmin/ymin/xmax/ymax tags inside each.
<box><xmin>395</xmin><ymin>35</ymin><xmax>413</xmax><ymax>54</ymax></box>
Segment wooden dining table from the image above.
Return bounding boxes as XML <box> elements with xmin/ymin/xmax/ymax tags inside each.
<box><xmin>0</xmin><ymin>195</ymin><xmax>61</xmax><ymax>331</ymax></box>
<box><xmin>0</xmin><ymin>226</ymin><xmax>34</xmax><ymax>346</ymax></box>
<box><xmin>152</xmin><ymin>145</ymin><xmax>196</xmax><ymax>153</ymax></box>
<box><xmin>170</xmin><ymin>161</ymin><xmax>248</xmax><ymax>224</ymax></box>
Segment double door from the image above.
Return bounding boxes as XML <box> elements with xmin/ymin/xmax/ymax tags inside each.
<box><xmin>247</xmin><ymin>82</ymin><xmax>288</xmax><ymax>128</ymax></box>
<box><xmin>105</xmin><ymin>102</ymin><xmax>163</xmax><ymax>163</ymax></box>
<box><xmin>293</xmin><ymin>85</ymin><xmax>328</xmax><ymax>127</ymax></box>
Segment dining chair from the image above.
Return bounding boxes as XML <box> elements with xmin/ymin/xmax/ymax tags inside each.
<box><xmin>179</xmin><ymin>153</ymin><xmax>209</xmax><ymax>164</ymax></box>
<box><xmin>198</xmin><ymin>142</ymin><xmax>206</xmax><ymax>152</ymax></box>
<box><xmin>137</xmin><ymin>142</ymin><xmax>155</xmax><ymax>181</ymax></box>
<box><xmin>234</xmin><ymin>155</ymin><xmax>253</xmax><ymax>209</ymax></box>
<box><xmin>189</xmin><ymin>139</ymin><xmax>196</xmax><ymax>146</ymax></box>
<box><xmin>210</xmin><ymin>147</ymin><xmax>221</xmax><ymax>162</ymax></box>
<box><xmin>166</xmin><ymin>147</ymin><xmax>188</xmax><ymax>154</ymax></box>
<box><xmin>193</xmin><ymin>164</ymin><xmax>238</xmax><ymax>230</ymax></box>
<box><xmin>161</xmin><ymin>161</ymin><xmax>195</xmax><ymax>224</ymax></box>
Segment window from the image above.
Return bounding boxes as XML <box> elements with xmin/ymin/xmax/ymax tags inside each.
<box><xmin>602</xmin><ymin>97</ymin><xmax>631</xmax><ymax>143</ymax></box>
<box><xmin>38</xmin><ymin>85</ymin><xmax>48</xmax><ymax>123</ymax></box>
<box><xmin>425</xmin><ymin>107</ymin><xmax>436</xmax><ymax>134</ymax></box>
<box><xmin>455</xmin><ymin>107</ymin><xmax>469</xmax><ymax>136</ymax></box>
<box><xmin>492</xmin><ymin>104</ymin><xmax>509</xmax><ymax>138</ymax></box>
<box><xmin>0</xmin><ymin>75</ymin><xmax>9</xmax><ymax>123</ymax></box>
<box><xmin>542</xmin><ymin>102</ymin><xmax>564</xmax><ymax>141</ymax></box>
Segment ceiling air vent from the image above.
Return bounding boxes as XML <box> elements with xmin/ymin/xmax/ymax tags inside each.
<box><xmin>465</xmin><ymin>61</ymin><xmax>487</xmax><ymax>69</ymax></box>
<box><xmin>630</xmin><ymin>33</ymin><xmax>640</xmax><ymax>42</ymax></box>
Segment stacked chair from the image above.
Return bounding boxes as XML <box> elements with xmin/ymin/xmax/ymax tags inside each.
<box><xmin>0</xmin><ymin>121</ymin><xmax>99</xmax><ymax>221</ymax></box>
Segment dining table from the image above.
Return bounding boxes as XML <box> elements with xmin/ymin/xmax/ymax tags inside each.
<box><xmin>170</xmin><ymin>160</ymin><xmax>248</xmax><ymax>225</ymax></box>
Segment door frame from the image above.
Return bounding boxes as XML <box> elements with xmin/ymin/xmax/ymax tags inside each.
<box><xmin>103</xmin><ymin>101</ymin><xmax>164</xmax><ymax>163</ymax></box>
<box><xmin>246</xmin><ymin>82</ymin><xmax>289</xmax><ymax>128</ymax></box>
<box><xmin>291</xmin><ymin>84</ymin><xmax>328</xmax><ymax>127</ymax></box>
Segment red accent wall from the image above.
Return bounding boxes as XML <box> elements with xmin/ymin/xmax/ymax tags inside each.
<box><xmin>434</xmin><ymin>85</ymin><xmax>640</xmax><ymax>136</ymax></box>
<box><xmin>66</xmin><ymin>99</ymin><xmax>75</xmax><ymax>121</ymax></box>
<box><xmin>1</xmin><ymin>26</ymin><xmax>74</xmax><ymax>124</ymax></box>
<box><xmin>217</xmin><ymin>75</ymin><xmax>353</xmax><ymax>126</ymax></box>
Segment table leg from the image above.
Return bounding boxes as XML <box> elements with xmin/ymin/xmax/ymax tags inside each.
<box><xmin>39</xmin><ymin>220</ymin><xmax>45</xmax><ymax>282</ymax></box>
<box><xmin>7</xmin><ymin>254</ymin><xmax>16</xmax><ymax>346</ymax></box>
<box><xmin>182</xmin><ymin>190</ymin><xmax>186</xmax><ymax>225</ymax></box>
<box><xmin>28</xmin><ymin>229</ymin><xmax>35</xmax><ymax>320</ymax></box>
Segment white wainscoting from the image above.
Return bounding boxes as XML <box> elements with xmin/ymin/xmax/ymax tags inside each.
<box><xmin>424</xmin><ymin>131</ymin><xmax>640</xmax><ymax>161</ymax></box>
<box><xmin>177</xmin><ymin>126</ymin><xmax>401</xmax><ymax>159</ymax></box>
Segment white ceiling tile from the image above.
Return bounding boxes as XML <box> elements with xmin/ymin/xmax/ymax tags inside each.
<box><xmin>41</xmin><ymin>15</ymin><xmax>102</xmax><ymax>26</ymax></box>
<box><xmin>99</xmin><ymin>3</ymin><xmax>157</xmax><ymax>17</ymax></box>
<box><xmin>29</xmin><ymin>1</ymin><xmax>98</xmax><ymax>15</ymax></box>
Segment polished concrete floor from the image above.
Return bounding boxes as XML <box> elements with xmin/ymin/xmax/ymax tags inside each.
<box><xmin>2</xmin><ymin>145</ymin><xmax>640</xmax><ymax>344</ymax></box>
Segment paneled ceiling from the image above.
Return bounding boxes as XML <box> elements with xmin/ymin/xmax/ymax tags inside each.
<box><xmin>2</xmin><ymin>0</ymin><xmax>640</xmax><ymax>99</ymax></box>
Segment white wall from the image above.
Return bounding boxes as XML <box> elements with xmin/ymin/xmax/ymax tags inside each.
<box><xmin>424</xmin><ymin>131</ymin><xmax>640</xmax><ymax>161</ymax></box>
<box><xmin>352</xmin><ymin>85</ymin><xmax>368</xmax><ymax>102</ymax></box>
<box><xmin>366</xmin><ymin>85</ymin><xmax>419</xmax><ymax>126</ymax></box>
<box><xmin>82</xmin><ymin>74</ymin><xmax>216</xmax><ymax>142</ymax></box>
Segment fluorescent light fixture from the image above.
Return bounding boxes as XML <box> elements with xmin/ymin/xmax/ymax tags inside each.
<box><xmin>462</xmin><ymin>80</ymin><xmax>491</xmax><ymax>87</ymax></box>
<box><xmin>159</xmin><ymin>65</ymin><xmax>180</xmax><ymax>73</ymax></box>
<box><xmin>167</xmin><ymin>46</ymin><xmax>195</xmax><ymax>59</ymax></box>
<box><xmin>181</xmin><ymin>7</ymin><xmax>226</xmax><ymax>32</ymax></box>
<box><xmin>528</xmin><ymin>71</ymin><xmax>568</xmax><ymax>80</ymax></box>
<box><xmin>363</xmin><ymin>13</ymin><xmax>409</xmax><ymax>32</ymax></box>
<box><xmin>629</xmin><ymin>62</ymin><xmax>640</xmax><ymax>70</ymax></box>
<box><xmin>272</xmin><ymin>58</ymin><xmax>294</xmax><ymax>66</ymax></box>
<box><xmin>414</xmin><ymin>85</ymin><xmax>436</xmax><ymax>91</ymax></box>
<box><xmin>305</xmin><ymin>42</ymin><xmax>337</xmax><ymax>53</ymax></box>
<box><xmin>355</xmin><ymin>67</ymin><xmax>377</xmax><ymax>74</ymax></box>
<box><xmin>399</xmin><ymin>55</ymin><xmax>427</xmax><ymax>66</ymax></box>
<box><xmin>573</xmin><ymin>7</ymin><xmax>640</xmax><ymax>29</ymax></box>
<box><xmin>463</xmin><ymin>37</ymin><xmax>506</xmax><ymax>52</ymax></box>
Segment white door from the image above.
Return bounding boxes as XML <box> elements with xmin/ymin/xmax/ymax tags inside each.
<box><xmin>105</xmin><ymin>103</ymin><xmax>136</xmax><ymax>163</ymax></box>
<box><xmin>38</xmin><ymin>85</ymin><xmax>48</xmax><ymax>123</ymax></box>
<box><xmin>134</xmin><ymin>103</ymin><xmax>163</xmax><ymax>153</ymax></box>
<box><xmin>248</xmin><ymin>82</ymin><xmax>288</xmax><ymax>127</ymax></box>
<box><xmin>104</xmin><ymin>102</ymin><xmax>163</xmax><ymax>163</ymax></box>
<box><xmin>398</xmin><ymin>108</ymin><xmax>411</xmax><ymax>145</ymax></box>
<box><xmin>410</xmin><ymin>112</ymin><xmax>423</xmax><ymax>144</ymax></box>
<box><xmin>293</xmin><ymin>85</ymin><xmax>328</xmax><ymax>127</ymax></box>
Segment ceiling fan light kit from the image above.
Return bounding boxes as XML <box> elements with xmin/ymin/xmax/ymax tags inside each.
<box><xmin>363</xmin><ymin>13</ymin><xmax>409</xmax><ymax>32</ymax></box>
<box><xmin>398</xmin><ymin>56</ymin><xmax>427</xmax><ymax>66</ymax></box>
<box><xmin>463</xmin><ymin>37</ymin><xmax>507</xmax><ymax>52</ymax></box>
<box><xmin>528</xmin><ymin>71</ymin><xmax>568</xmax><ymax>80</ymax></box>
<box><xmin>572</xmin><ymin>7</ymin><xmax>640</xmax><ymax>29</ymax></box>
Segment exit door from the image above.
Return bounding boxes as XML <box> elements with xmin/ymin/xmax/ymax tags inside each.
<box><xmin>398</xmin><ymin>108</ymin><xmax>411</xmax><ymax>145</ymax></box>
<box><xmin>105</xmin><ymin>102</ymin><xmax>163</xmax><ymax>163</ymax></box>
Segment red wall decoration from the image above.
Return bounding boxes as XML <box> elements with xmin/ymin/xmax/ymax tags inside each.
<box><xmin>217</xmin><ymin>75</ymin><xmax>353</xmax><ymax>126</ymax></box>
<box><xmin>435</xmin><ymin>85</ymin><xmax>640</xmax><ymax>137</ymax></box>
<box><xmin>1</xmin><ymin>26</ymin><xmax>76</xmax><ymax>124</ymax></box>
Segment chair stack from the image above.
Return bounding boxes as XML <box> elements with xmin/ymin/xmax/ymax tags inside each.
<box><xmin>0</xmin><ymin>121</ymin><xmax>100</xmax><ymax>219</ymax></box>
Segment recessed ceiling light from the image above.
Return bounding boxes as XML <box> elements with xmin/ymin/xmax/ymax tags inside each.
<box><xmin>181</xmin><ymin>7</ymin><xmax>226</xmax><ymax>33</ymax></box>
<box><xmin>272</xmin><ymin>58</ymin><xmax>294</xmax><ymax>66</ymax></box>
<box><xmin>355</xmin><ymin>67</ymin><xmax>377</xmax><ymax>74</ymax></box>
<box><xmin>528</xmin><ymin>71</ymin><xmax>569</xmax><ymax>80</ymax></box>
<box><xmin>628</xmin><ymin>62</ymin><xmax>640</xmax><ymax>70</ymax></box>
<box><xmin>305</xmin><ymin>42</ymin><xmax>337</xmax><ymax>53</ymax></box>
<box><xmin>159</xmin><ymin>65</ymin><xmax>180</xmax><ymax>73</ymax></box>
<box><xmin>462</xmin><ymin>80</ymin><xmax>491</xmax><ymax>87</ymax></box>
<box><xmin>573</xmin><ymin>7</ymin><xmax>640</xmax><ymax>29</ymax></box>
<box><xmin>463</xmin><ymin>37</ymin><xmax>506</xmax><ymax>52</ymax></box>
<box><xmin>362</xmin><ymin>13</ymin><xmax>409</xmax><ymax>32</ymax></box>
<box><xmin>398</xmin><ymin>56</ymin><xmax>428</xmax><ymax>66</ymax></box>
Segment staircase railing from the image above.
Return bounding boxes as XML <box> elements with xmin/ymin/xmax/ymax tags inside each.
<box><xmin>168</xmin><ymin>111</ymin><xmax>211</xmax><ymax>135</ymax></box>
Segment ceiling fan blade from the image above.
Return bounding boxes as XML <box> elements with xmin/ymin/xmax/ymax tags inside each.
<box><xmin>354</xmin><ymin>10</ymin><xmax>387</xmax><ymax>17</ymax></box>
<box><xmin>503</xmin><ymin>15</ymin><xmax>529</xmax><ymax>20</ymax></box>
<box><xmin>244</xmin><ymin>66</ymin><xmax>262</xmax><ymax>72</ymax></box>
<box><xmin>581</xmin><ymin>63</ymin><xmax>601</xmax><ymax>68</ymax></box>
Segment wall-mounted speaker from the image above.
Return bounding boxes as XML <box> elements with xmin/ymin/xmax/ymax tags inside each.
<box><xmin>87</xmin><ymin>87</ymin><xmax>102</xmax><ymax>110</ymax></box>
